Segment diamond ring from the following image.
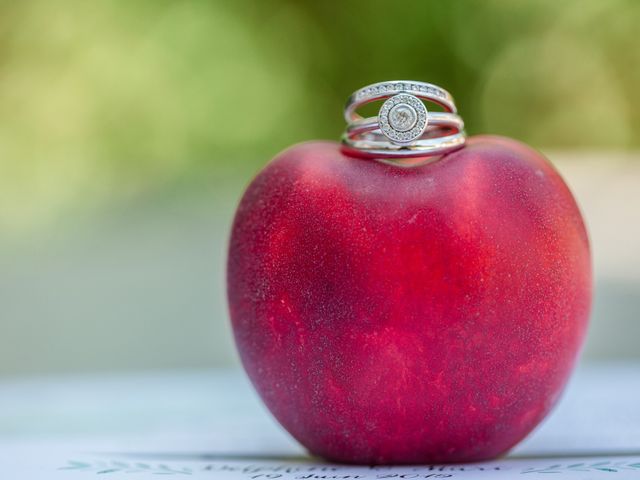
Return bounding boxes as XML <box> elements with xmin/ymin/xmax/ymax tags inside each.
<box><xmin>341</xmin><ymin>80</ymin><xmax>466</xmax><ymax>159</ymax></box>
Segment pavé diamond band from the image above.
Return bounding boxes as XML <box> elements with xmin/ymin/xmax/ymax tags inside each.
<box><xmin>341</xmin><ymin>80</ymin><xmax>466</xmax><ymax>159</ymax></box>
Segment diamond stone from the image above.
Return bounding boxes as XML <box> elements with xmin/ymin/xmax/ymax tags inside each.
<box><xmin>388</xmin><ymin>104</ymin><xmax>417</xmax><ymax>132</ymax></box>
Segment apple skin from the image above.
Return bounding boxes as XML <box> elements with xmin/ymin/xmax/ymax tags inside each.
<box><xmin>227</xmin><ymin>136</ymin><xmax>591</xmax><ymax>464</ymax></box>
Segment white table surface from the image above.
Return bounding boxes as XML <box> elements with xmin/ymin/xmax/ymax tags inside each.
<box><xmin>1</xmin><ymin>362</ymin><xmax>639</xmax><ymax>478</ymax></box>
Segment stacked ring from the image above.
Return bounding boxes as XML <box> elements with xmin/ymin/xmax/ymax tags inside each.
<box><xmin>341</xmin><ymin>80</ymin><xmax>466</xmax><ymax>159</ymax></box>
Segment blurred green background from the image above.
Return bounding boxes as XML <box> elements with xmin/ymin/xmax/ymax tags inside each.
<box><xmin>1</xmin><ymin>0</ymin><xmax>639</xmax><ymax>376</ymax></box>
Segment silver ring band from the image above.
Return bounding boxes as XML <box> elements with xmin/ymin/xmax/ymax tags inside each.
<box><xmin>344</xmin><ymin>80</ymin><xmax>457</xmax><ymax>123</ymax></box>
<box><xmin>346</xmin><ymin>111</ymin><xmax>464</xmax><ymax>138</ymax></box>
<box><xmin>341</xmin><ymin>132</ymin><xmax>466</xmax><ymax>159</ymax></box>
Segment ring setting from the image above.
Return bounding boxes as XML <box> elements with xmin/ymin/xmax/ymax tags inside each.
<box><xmin>379</xmin><ymin>94</ymin><xmax>428</xmax><ymax>144</ymax></box>
<box><xmin>341</xmin><ymin>80</ymin><xmax>466</xmax><ymax>160</ymax></box>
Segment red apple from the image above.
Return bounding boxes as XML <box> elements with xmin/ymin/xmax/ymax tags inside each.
<box><xmin>227</xmin><ymin>136</ymin><xmax>591</xmax><ymax>464</ymax></box>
